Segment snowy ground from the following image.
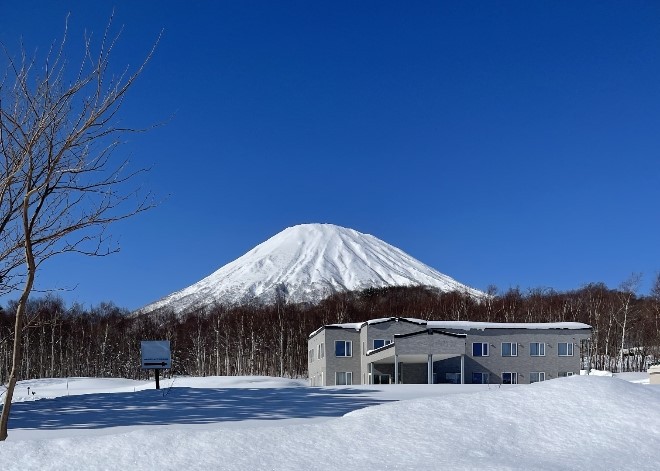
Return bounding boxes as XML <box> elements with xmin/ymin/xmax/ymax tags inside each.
<box><xmin>0</xmin><ymin>373</ymin><xmax>658</xmax><ymax>470</ymax></box>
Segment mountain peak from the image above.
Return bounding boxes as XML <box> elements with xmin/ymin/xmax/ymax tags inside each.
<box><xmin>139</xmin><ymin>223</ymin><xmax>482</xmax><ymax>314</ymax></box>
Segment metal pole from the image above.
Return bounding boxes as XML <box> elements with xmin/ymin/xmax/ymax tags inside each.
<box><xmin>428</xmin><ymin>354</ymin><xmax>433</xmax><ymax>384</ymax></box>
<box><xmin>394</xmin><ymin>355</ymin><xmax>399</xmax><ymax>384</ymax></box>
<box><xmin>460</xmin><ymin>355</ymin><xmax>465</xmax><ymax>384</ymax></box>
<box><xmin>155</xmin><ymin>369</ymin><xmax>160</xmax><ymax>390</ymax></box>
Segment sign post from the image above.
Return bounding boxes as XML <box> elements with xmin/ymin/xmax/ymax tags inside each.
<box><xmin>140</xmin><ymin>341</ymin><xmax>172</xmax><ymax>390</ymax></box>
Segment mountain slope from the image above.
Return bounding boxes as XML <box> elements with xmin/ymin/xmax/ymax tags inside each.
<box><xmin>139</xmin><ymin>223</ymin><xmax>482</xmax><ymax>313</ymax></box>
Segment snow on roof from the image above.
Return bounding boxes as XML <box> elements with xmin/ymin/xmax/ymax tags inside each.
<box><xmin>329</xmin><ymin>322</ymin><xmax>364</xmax><ymax>331</ymax></box>
<box><xmin>308</xmin><ymin>322</ymin><xmax>364</xmax><ymax>337</ymax></box>
<box><xmin>310</xmin><ymin>318</ymin><xmax>591</xmax><ymax>336</ymax></box>
<box><xmin>320</xmin><ymin>317</ymin><xmax>426</xmax><ymax>333</ymax></box>
<box><xmin>367</xmin><ymin>317</ymin><xmax>426</xmax><ymax>326</ymax></box>
<box><xmin>427</xmin><ymin>321</ymin><xmax>592</xmax><ymax>331</ymax></box>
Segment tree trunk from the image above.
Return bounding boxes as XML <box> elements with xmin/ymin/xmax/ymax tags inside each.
<box><xmin>50</xmin><ymin>317</ymin><xmax>56</xmax><ymax>377</ymax></box>
<box><xmin>0</xmin><ymin>229</ymin><xmax>36</xmax><ymax>441</ymax></box>
<box><xmin>619</xmin><ymin>306</ymin><xmax>628</xmax><ymax>373</ymax></box>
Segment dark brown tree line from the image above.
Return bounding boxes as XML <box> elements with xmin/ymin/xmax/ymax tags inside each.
<box><xmin>2</xmin><ymin>275</ymin><xmax>660</xmax><ymax>382</ymax></box>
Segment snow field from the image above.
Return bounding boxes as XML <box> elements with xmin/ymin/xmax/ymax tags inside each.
<box><xmin>0</xmin><ymin>375</ymin><xmax>658</xmax><ymax>470</ymax></box>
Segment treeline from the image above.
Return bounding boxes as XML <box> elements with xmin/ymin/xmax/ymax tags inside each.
<box><xmin>1</xmin><ymin>276</ymin><xmax>659</xmax><ymax>382</ymax></box>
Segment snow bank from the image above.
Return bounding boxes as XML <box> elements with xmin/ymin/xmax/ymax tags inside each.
<box><xmin>0</xmin><ymin>376</ymin><xmax>658</xmax><ymax>470</ymax></box>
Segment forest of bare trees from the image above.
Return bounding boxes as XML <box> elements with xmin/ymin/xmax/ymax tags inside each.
<box><xmin>1</xmin><ymin>275</ymin><xmax>659</xmax><ymax>382</ymax></box>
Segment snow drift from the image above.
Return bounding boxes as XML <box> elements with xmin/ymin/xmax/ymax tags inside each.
<box><xmin>1</xmin><ymin>376</ymin><xmax>659</xmax><ymax>470</ymax></box>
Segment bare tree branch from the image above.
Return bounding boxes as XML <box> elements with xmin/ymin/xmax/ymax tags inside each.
<box><xmin>0</xmin><ymin>14</ymin><xmax>160</xmax><ymax>440</ymax></box>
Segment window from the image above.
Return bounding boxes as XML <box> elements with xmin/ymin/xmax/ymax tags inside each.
<box><xmin>317</xmin><ymin>342</ymin><xmax>325</xmax><ymax>359</ymax></box>
<box><xmin>373</xmin><ymin>374</ymin><xmax>390</xmax><ymax>384</ymax></box>
<box><xmin>472</xmin><ymin>342</ymin><xmax>489</xmax><ymax>357</ymax></box>
<box><xmin>472</xmin><ymin>372</ymin><xmax>490</xmax><ymax>384</ymax></box>
<box><xmin>309</xmin><ymin>349</ymin><xmax>314</xmax><ymax>363</ymax></box>
<box><xmin>558</xmin><ymin>342</ymin><xmax>574</xmax><ymax>356</ymax></box>
<box><xmin>558</xmin><ymin>371</ymin><xmax>575</xmax><ymax>378</ymax></box>
<box><xmin>530</xmin><ymin>342</ymin><xmax>545</xmax><ymax>356</ymax></box>
<box><xmin>373</xmin><ymin>339</ymin><xmax>392</xmax><ymax>350</ymax></box>
<box><xmin>336</xmin><ymin>371</ymin><xmax>353</xmax><ymax>385</ymax></box>
<box><xmin>502</xmin><ymin>372</ymin><xmax>518</xmax><ymax>384</ymax></box>
<box><xmin>501</xmin><ymin>342</ymin><xmax>518</xmax><ymax>357</ymax></box>
<box><xmin>335</xmin><ymin>340</ymin><xmax>352</xmax><ymax>357</ymax></box>
<box><xmin>445</xmin><ymin>373</ymin><xmax>461</xmax><ymax>384</ymax></box>
<box><xmin>530</xmin><ymin>372</ymin><xmax>546</xmax><ymax>383</ymax></box>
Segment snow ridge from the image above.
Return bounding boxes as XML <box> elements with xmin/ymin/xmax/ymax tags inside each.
<box><xmin>139</xmin><ymin>223</ymin><xmax>482</xmax><ymax>314</ymax></box>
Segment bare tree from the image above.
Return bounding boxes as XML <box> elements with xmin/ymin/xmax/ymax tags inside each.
<box><xmin>0</xmin><ymin>14</ymin><xmax>159</xmax><ymax>440</ymax></box>
<box><xmin>617</xmin><ymin>273</ymin><xmax>642</xmax><ymax>372</ymax></box>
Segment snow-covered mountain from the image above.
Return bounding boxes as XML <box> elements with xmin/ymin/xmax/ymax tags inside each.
<box><xmin>138</xmin><ymin>223</ymin><xmax>482</xmax><ymax>314</ymax></box>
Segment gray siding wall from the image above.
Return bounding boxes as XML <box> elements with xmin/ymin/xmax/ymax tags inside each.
<box><xmin>440</xmin><ymin>328</ymin><xmax>590</xmax><ymax>384</ymax></box>
<box><xmin>395</xmin><ymin>332</ymin><xmax>466</xmax><ymax>356</ymax></box>
<box><xmin>359</xmin><ymin>327</ymin><xmax>369</xmax><ymax>385</ymax></box>
<box><xmin>307</xmin><ymin>330</ymin><xmax>326</xmax><ymax>386</ymax></box>
<box><xmin>321</xmin><ymin>328</ymin><xmax>361</xmax><ymax>386</ymax></box>
<box><xmin>367</xmin><ymin>320</ymin><xmax>427</xmax><ymax>348</ymax></box>
<box><xmin>360</xmin><ymin>320</ymin><xmax>426</xmax><ymax>383</ymax></box>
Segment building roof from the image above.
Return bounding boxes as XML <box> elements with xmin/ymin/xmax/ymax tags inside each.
<box><xmin>426</xmin><ymin>320</ymin><xmax>592</xmax><ymax>331</ymax></box>
<box><xmin>309</xmin><ymin>317</ymin><xmax>592</xmax><ymax>338</ymax></box>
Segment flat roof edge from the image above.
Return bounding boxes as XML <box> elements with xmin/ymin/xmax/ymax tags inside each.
<box><xmin>394</xmin><ymin>329</ymin><xmax>467</xmax><ymax>339</ymax></box>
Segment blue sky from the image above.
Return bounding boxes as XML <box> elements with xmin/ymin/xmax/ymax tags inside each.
<box><xmin>2</xmin><ymin>1</ymin><xmax>659</xmax><ymax>310</ymax></box>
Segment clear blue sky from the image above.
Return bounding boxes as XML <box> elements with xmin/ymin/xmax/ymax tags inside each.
<box><xmin>2</xmin><ymin>1</ymin><xmax>659</xmax><ymax>310</ymax></box>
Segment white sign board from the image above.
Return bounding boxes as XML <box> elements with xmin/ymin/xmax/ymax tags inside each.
<box><xmin>141</xmin><ymin>340</ymin><xmax>172</xmax><ymax>369</ymax></box>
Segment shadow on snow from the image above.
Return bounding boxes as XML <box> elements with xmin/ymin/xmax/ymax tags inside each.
<box><xmin>6</xmin><ymin>387</ymin><xmax>393</xmax><ymax>430</ymax></box>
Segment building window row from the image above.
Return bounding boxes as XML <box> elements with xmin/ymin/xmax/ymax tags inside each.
<box><xmin>326</xmin><ymin>339</ymin><xmax>574</xmax><ymax>359</ymax></box>
<box><xmin>472</xmin><ymin>371</ymin><xmax>575</xmax><ymax>384</ymax></box>
<box><xmin>320</xmin><ymin>369</ymin><xmax>575</xmax><ymax>386</ymax></box>
<box><xmin>472</xmin><ymin>342</ymin><xmax>575</xmax><ymax>357</ymax></box>
<box><xmin>325</xmin><ymin>337</ymin><xmax>574</xmax><ymax>361</ymax></box>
